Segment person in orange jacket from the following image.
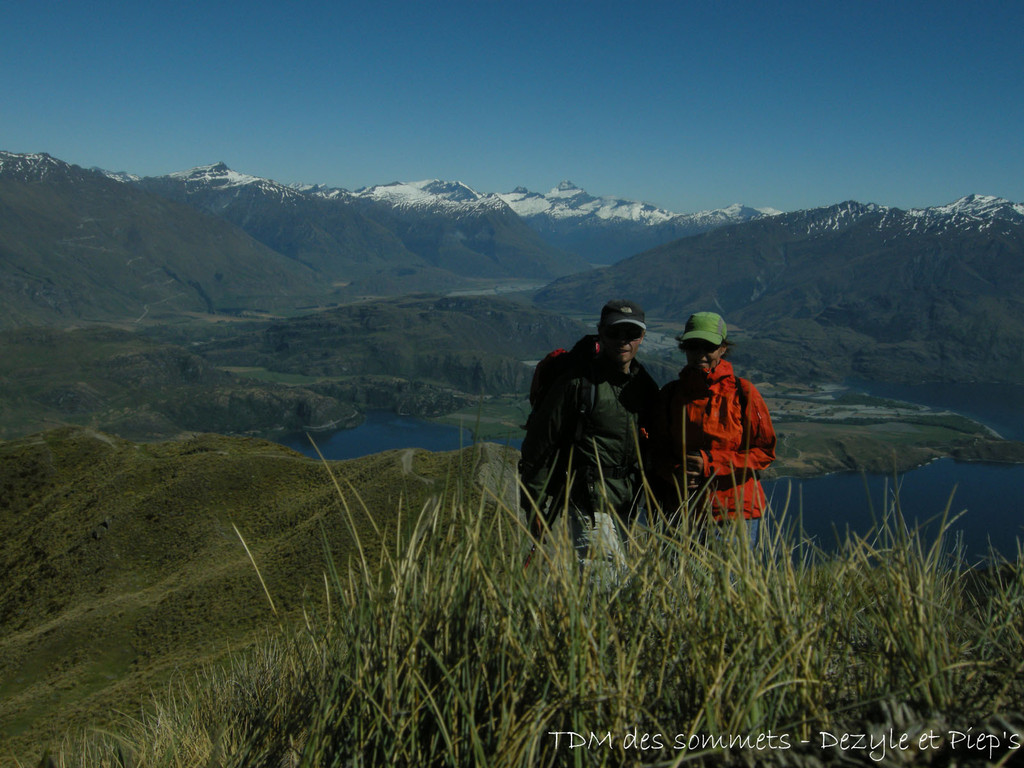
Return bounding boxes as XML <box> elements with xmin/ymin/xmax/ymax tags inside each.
<box><xmin>652</xmin><ymin>311</ymin><xmax>776</xmax><ymax>546</ymax></box>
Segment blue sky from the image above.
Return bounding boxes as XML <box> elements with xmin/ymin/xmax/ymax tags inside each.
<box><xmin>4</xmin><ymin>0</ymin><xmax>1022</xmax><ymax>213</ymax></box>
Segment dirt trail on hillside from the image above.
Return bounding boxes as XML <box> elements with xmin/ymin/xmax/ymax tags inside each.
<box><xmin>399</xmin><ymin>449</ymin><xmax>431</xmax><ymax>484</ymax></box>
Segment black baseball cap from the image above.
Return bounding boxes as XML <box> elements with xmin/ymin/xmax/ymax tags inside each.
<box><xmin>599</xmin><ymin>299</ymin><xmax>646</xmax><ymax>330</ymax></box>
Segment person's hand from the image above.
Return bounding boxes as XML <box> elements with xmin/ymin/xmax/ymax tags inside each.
<box><xmin>685</xmin><ymin>452</ymin><xmax>704</xmax><ymax>489</ymax></box>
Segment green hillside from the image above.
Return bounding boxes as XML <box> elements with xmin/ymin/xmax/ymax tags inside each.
<box><xmin>5</xmin><ymin>428</ymin><xmax>1021</xmax><ymax>767</ymax></box>
<box><xmin>0</xmin><ymin>426</ymin><xmax>517</xmax><ymax>762</ymax></box>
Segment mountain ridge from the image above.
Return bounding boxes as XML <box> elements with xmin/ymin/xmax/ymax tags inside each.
<box><xmin>4</xmin><ymin>149</ymin><xmax>1022</xmax><ymax>390</ymax></box>
<box><xmin>534</xmin><ymin>198</ymin><xmax>1024</xmax><ymax>384</ymax></box>
<box><xmin>123</xmin><ymin>156</ymin><xmax>1021</xmax><ymax>265</ymax></box>
<box><xmin>21</xmin><ymin>149</ymin><xmax>1013</xmax><ymax>233</ymax></box>
<box><xmin>0</xmin><ymin>151</ymin><xmax>330</xmax><ymax>326</ymax></box>
<box><xmin>144</xmin><ymin>165</ymin><xmax>785</xmax><ymax>263</ymax></box>
<box><xmin>132</xmin><ymin>159</ymin><xmax>589</xmax><ymax>289</ymax></box>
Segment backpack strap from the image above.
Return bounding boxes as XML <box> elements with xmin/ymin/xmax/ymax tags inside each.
<box><xmin>733</xmin><ymin>374</ymin><xmax>760</xmax><ymax>481</ymax></box>
<box><xmin>573</xmin><ymin>378</ymin><xmax>597</xmax><ymax>444</ymax></box>
<box><xmin>734</xmin><ymin>374</ymin><xmax>749</xmax><ymax>412</ymax></box>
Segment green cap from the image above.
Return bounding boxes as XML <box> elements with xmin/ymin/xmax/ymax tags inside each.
<box><xmin>679</xmin><ymin>312</ymin><xmax>727</xmax><ymax>345</ymax></box>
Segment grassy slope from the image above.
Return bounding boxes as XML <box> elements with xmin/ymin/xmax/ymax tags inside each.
<box><xmin>0</xmin><ymin>426</ymin><xmax>513</xmax><ymax>762</ymax></box>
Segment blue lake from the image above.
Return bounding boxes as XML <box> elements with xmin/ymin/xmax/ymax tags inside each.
<box><xmin>281</xmin><ymin>410</ymin><xmax>473</xmax><ymax>461</ymax></box>
<box><xmin>767</xmin><ymin>381</ymin><xmax>1024</xmax><ymax>563</ymax></box>
<box><xmin>765</xmin><ymin>460</ymin><xmax>1023</xmax><ymax>563</ymax></box>
<box><xmin>280</xmin><ymin>383</ymin><xmax>1024</xmax><ymax>563</ymax></box>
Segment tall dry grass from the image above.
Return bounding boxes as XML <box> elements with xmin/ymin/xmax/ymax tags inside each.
<box><xmin>54</xmin><ymin>462</ymin><xmax>1023</xmax><ymax>767</ymax></box>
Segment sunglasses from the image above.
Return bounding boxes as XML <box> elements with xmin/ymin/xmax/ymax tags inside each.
<box><xmin>602</xmin><ymin>326</ymin><xmax>644</xmax><ymax>342</ymax></box>
<box><xmin>679</xmin><ymin>340</ymin><xmax>722</xmax><ymax>353</ymax></box>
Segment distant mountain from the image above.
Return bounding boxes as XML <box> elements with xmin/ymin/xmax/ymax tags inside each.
<box><xmin>136</xmin><ymin>163</ymin><xmax>434</xmax><ymax>293</ymax></box>
<box><xmin>136</xmin><ymin>165</ymin><xmax>589</xmax><ymax>293</ymax></box>
<box><xmin>0</xmin><ymin>326</ymin><xmax>360</xmax><ymax>440</ymax></box>
<box><xmin>137</xmin><ymin>166</ymin><xmax>771</xmax><ymax>279</ymax></box>
<box><xmin>12</xmin><ymin>149</ymin><xmax>1021</xmax><ymax>388</ymax></box>
<box><xmin>499</xmin><ymin>181</ymin><xmax>780</xmax><ymax>263</ymax></box>
<box><xmin>0</xmin><ymin>152</ymin><xmax>327</xmax><ymax>328</ymax></box>
<box><xmin>350</xmin><ymin>178</ymin><xmax>504</xmax><ymax>211</ymax></box>
<box><xmin>0</xmin><ymin>151</ymin><xmax>597</xmax><ymax>328</ymax></box>
<box><xmin>534</xmin><ymin>196</ymin><xmax>1024</xmax><ymax>384</ymax></box>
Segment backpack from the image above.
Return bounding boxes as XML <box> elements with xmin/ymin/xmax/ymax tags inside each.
<box><xmin>523</xmin><ymin>334</ymin><xmax>600</xmax><ymax>438</ymax></box>
<box><xmin>520</xmin><ymin>335</ymin><xmax>600</xmax><ymax>557</ymax></box>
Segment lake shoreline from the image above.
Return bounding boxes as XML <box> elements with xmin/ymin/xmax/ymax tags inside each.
<box><xmin>280</xmin><ymin>380</ymin><xmax>1024</xmax><ymax>488</ymax></box>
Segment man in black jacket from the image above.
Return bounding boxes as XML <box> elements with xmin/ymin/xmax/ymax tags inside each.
<box><xmin>520</xmin><ymin>299</ymin><xmax>659</xmax><ymax>580</ymax></box>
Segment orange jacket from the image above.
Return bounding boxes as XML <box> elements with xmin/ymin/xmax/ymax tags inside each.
<box><xmin>654</xmin><ymin>359</ymin><xmax>776</xmax><ymax>521</ymax></box>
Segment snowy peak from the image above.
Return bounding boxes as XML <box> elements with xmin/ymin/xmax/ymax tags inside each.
<box><xmin>0</xmin><ymin>151</ymin><xmax>142</xmax><ymax>187</ymax></box>
<box><xmin>0</xmin><ymin>151</ymin><xmax>92</xmax><ymax>183</ymax></box>
<box><xmin>353</xmin><ymin>179</ymin><xmax>507</xmax><ymax>214</ymax></box>
<box><xmin>495</xmin><ymin>187</ymin><xmax>555</xmax><ymax>217</ymax></box>
<box><xmin>896</xmin><ymin>195</ymin><xmax>1024</xmax><ymax>237</ymax></box>
<box><xmin>155</xmin><ymin>162</ymin><xmax>313</xmax><ymax>206</ymax></box>
<box><xmin>683</xmin><ymin>203</ymin><xmax>780</xmax><ymax>228</ymax></box>
<box><xmin>420</xmin><ymin>179</ymin><xmax>483</xmax><ymax>202</ymax></box>
<box><xmin>497</xmin><ymin>181</ymin><xmax>771</xmax><ymax>227</ymax></box>
<box><xmin>498</xmin><ymin>181</ymin><xmax>669</xmax><ymax>223</ymax></box>
<box><xmin>495</xmin><ymin>182</ymin><xmax>782</xmax><ymax>262</ymax></box>
<box><xmin>289</xmin><ymin>182</ymin><xmax>351</xmax><ymax>200</ymax></box>
<box><xmin>781</xmin><ymin>197</ymin><xmax>1024</xmax><ymax>239</ymax></box>
<box><xmin>168</xmin><ymin>162</ymin><xmax>269</xmax><ymax>190</ymax></box>
<box><xmin>909</xmin><ymin>194</ymin><xmax>1024</xmax><ymax>224</ymax></box>
<box><xmin>781</xmin><ymin>201</ymin><xmax>884</xmax><ymax>235</ymax></box>
<box><xmin>550</xmin><ymin>180</ymin><xmax>592</xmax><ymax>200</ymax></box>
<box><xmin>98</xmin><ymin>169</ymin><xmax>141</xmax><ymax>183</ymax></box>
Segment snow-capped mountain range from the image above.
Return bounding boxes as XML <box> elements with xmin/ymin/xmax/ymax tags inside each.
<box><xmin>4</xmin><ymin>149</ymin><xmax>1024</xmax><ymax>387</ymax></box>
<box><xmin>531</xmin><ymin>190</ymin><xmax>1024</xmax><ymax>384</ymax></box>
<box><xmin>276</xmin><ymin>170</ymin><xmax>1024</xmax><ymax>256</ymax></box>
<box><xmin>347</xmin><ymin>179</ymin><xmax>507</xmax><ymax>213</ymax></box>
<box><xmin>773</xmin><ymin>196</ymin><xmax>1024</xmax><ymax>240</ymax></box>
<box><xmin>104</xmin><ymin>160</ymin><xmax>774</xmax><ymax>229</ymax></box>
<box><xmin>498</xmin><ymin>180</ymin><xmax>780</xmax><ymax>226</ymax></box>
<box><xmin>350</xmin><ymin>177</ymin><xmax>778</xmax><ymax>229</ymax></box>
<box><xmin>4</xmin><ymin>151</ymin><xmax>1023</xmax><ymax>260</ymax></box>
<box><xmin>94</xmin><ymin>160</ymin><xmax>788</xmax><ymax>263</ymax></box>
<box><xmin>78</xmin><ymin>155</ymin><xmax>1024</xmax><ymax>242</ymax></box>
<box><xmin>0</xmin><ymin>151</ymin><xmax>91</xmax><ymax>182</ymax></box>
<box><xmin>162</xmin><ymin>162</ymin><xmax>310</xmax><ymax>204</ymax></box>
<box><xmin>901</xmin><ymin>194</ymin><xmax>1024</xmax><ymax>234</ymax></box>
<box><xmin>0</xmin><ymin>149</ymin><xmax>1016</xmax><ymax>227</ymax></box>
<box><xmin>334</xmin><ymin>176</ymin><xmax>779</xmax><ymax>227</ymax></box>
